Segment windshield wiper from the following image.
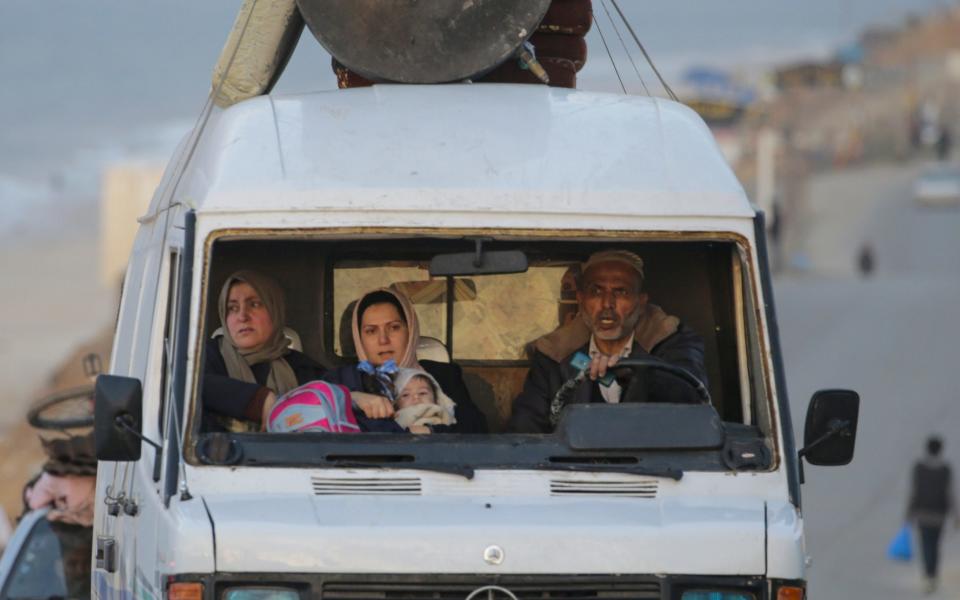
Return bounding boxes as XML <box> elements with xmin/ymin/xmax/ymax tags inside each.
<box><xmin>328</xmin><ymin>459</ymin><xmax>676</xmax><ymax>480</ymax></box>
<box><xmin>536</xmin><ymin>460</ymin><xmax>683</xmax><ymax>480</ymax></box>
<box><xmin>325</xmin><ymin>457</ymin><xmax>475</xmax><ymax>479</ymax></box>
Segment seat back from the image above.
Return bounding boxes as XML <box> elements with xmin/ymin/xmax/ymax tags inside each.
<box><xmin>283</xmin><ymin>327</ymin><xmax>303</xmax><ymax>352</ymax></box>
<box><xmin>417</xmin><ymin>336</ymin><xmax>450</xmax><ymax>363</ymax></box>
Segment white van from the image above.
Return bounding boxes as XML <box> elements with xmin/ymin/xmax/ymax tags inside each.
<box><xmin>92</xmin><ymin>84</ymin><xmax>859</xmax><ymax>600</ymax></box>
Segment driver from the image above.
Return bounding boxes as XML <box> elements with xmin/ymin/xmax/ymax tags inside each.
<box><xmin>507</xmin><ymin>249</ymin><xmax>707</xmax><ymax>433</ymax></box>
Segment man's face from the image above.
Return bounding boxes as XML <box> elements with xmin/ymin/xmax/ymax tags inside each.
<box><xmin>577</xmin><ymin>262</ymin><xmax>647</xmax><ymax>342</ymax></box>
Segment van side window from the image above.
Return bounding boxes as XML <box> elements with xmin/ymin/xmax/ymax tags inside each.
<box><xmin>158</xmin><ymin>249</ymin><xmax>181</xmax><ymax>437</ymax></box>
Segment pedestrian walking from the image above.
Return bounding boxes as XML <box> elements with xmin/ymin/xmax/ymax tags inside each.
<box><xmin>857</xmin><ymin>243</ymin><xmax>874</xmax><ymax>277</ymax></box>
<box><xmin>936</xmin><ymin>126</ymin><xmax>952</xmax><ymax>161</ymax></box>
<box><xmin>906</xmin><ymin>436</ymin><xmax>960</xmax><ymax>595</ymax></box>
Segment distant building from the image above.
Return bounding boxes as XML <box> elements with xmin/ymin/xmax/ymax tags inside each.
<box><xmin>679</xmin><ymin>67</ymin><xmax>756</xmax><ymax>128</ymax></box>
<box><xmin>99</xmin><ymin>162</ymin><xmax>165</xmax><ymax>287</ymax></box>
<box><xmin>774</xmin><ymin>61</ymin><xmax>845</xmax><ymax>91</ymax></box>
<box><xmin>859</xmin><ymin>27</ymin><xmax>900</xmax><ymax>57</ymax></box>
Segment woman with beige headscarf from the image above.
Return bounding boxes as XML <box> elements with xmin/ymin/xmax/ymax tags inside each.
<box><xmin>203</xmin><ymin>270</ymin><xmax>324</xmax><ymax>432</ymax></box>
<box><xmin>324</xmin><ymin>287</ymin><xmax>487</xmax><ymax>433</ymax></box>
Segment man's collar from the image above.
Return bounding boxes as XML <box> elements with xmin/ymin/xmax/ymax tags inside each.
<box><xmin>588</xmin><ymin>334</ymin><xmax>635</xmax><ymax>358</ymax></box>
<box><xmin>533</xmin><ymin>303</ymin><xmax>680</xmax><ymax>363</ymax></box>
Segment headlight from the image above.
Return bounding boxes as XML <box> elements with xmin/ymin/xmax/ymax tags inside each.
<box><xmin>222</xmin><ymin>587</ymin><xmax>300</xmax><ymax>600</ymax></box>
<box><xmin>680</xmin><ymin>592</ymin><xmax>755</xmax><ymax>600</ymax></box>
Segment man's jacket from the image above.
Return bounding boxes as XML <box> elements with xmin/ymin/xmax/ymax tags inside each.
<box><xmin>507</xmin><ymin>304</ymin><xmax>707</xmax><ymax>434</ymax></box>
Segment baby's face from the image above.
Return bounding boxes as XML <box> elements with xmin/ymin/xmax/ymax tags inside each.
<box><xmin>396</xmin><ymin>376</ymin><xmax>436</xmax><ymax>410</ymax></box>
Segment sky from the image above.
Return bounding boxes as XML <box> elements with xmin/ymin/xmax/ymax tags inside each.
<box><xmin>0</xmin><ymin>0</ymin><xmax>952</xmax><ymax>231</ymax></box>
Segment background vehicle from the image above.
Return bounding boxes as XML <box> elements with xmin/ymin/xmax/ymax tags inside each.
<box><xmin>0</xmin><ymin>372</ymin><xmax>97</xmax><ymax>600</ymax></box>
<box><xmin>913</xmin><ymin>164</ymin><xmax>960</xmax><ymax>207</ymax></box>
<box><xmin>0</xmin><ymin>509</ymin><xmax>92</xmax><ymax>600</ymax></box>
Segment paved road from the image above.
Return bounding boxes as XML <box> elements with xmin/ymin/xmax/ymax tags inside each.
<box><xmin>773</xmin><ymin>161</ymin><xmax>960</xmax><ymax>598</ymax></box>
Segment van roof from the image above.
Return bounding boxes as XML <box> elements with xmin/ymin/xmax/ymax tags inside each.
<box><xmin>182</xmin><ymin>84</ymin><xmax>754</xmax><ymax>221</ymax></box>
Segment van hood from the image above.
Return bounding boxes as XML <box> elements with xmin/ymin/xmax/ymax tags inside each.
<box><xmin>202</xmin><ymin>493</ymin><xmax>766</xmax><ymax>575</ymax></box>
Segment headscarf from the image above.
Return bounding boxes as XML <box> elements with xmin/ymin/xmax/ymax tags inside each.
<box><xmin>352</xmin><ymin>287</ymin><xmax>422</xmax><ymax>369</ymax></box>
<box><xmin>392</xmin><ymin>368</ymin><xmax>457</xmax><ymax>430</ymax></box>
<box><xmin>216</xmin><ymin>270</ymin><xmax>299</xmax><ymax>397</ymax></box>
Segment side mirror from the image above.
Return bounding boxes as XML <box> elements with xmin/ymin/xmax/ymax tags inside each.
<box><xmin>94</xmin><ymin>375</ymin><xmax>144</xmax><ymax>461</ymax></box>
<box><xmin>800</xmin><ymin>389</ymin><xmax>859</xmax><ymax>466</ymax></box>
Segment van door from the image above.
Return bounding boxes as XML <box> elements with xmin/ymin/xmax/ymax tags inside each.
<box><xmin>130</xmin><ymin>242</ymin><xmax>185</xmax><ymax>600</ymax></box>
<box><xmin>94</xmin><ymin>235</ymin><xmax>181</xmax><ymax>600</ymax></box>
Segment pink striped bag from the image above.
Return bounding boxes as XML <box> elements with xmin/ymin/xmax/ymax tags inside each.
<box><xmin>267</xmin><ymin>381</ymin><xmax>361</xmax><ymax>434</ymax></box>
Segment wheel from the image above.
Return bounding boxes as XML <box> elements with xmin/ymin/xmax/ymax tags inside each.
<box><xmin>27</xmin><ymin>385</ymin><xmax>95</xmax><ymax>430</ymax></box>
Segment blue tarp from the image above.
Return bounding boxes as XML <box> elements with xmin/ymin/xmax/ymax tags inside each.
<box><xmin>680</xmin><ymin>67</ymin><xmax>756</xmax><ymax>107</ymax></box>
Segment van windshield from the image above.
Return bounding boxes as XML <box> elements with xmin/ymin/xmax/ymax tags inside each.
<box><xmin>191</xmin><ymin>235</ymin><xmax>773</xmax><ymax>475</ymax></box>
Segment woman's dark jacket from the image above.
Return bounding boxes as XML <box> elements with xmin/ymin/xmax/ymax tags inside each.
<box><xmin>202</xmin><ymin>339</ymin><xmax>326</xmax><ymax>430</ymax></box>
<box><xmin>323</xmin><ymin>360</ymin><xmax>489</xmax><ymax>433</ymax></box>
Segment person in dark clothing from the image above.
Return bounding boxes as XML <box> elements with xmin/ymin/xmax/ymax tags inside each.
<box><xmin>323</xmin><ymin>287</ymin><xmax>488</xmax><ymax>433</ymax></box>
<box><xmin>936</xmin><ymin>126</ymin><xmax>952</xmax><ymax>161</ymax></box>
<box><xmin>507</xmin><ymin>249</ymin><xmax>707</xmax><ymax>434</ymax></box>
<box><xmin>907</xmin><ymin>435</ymin><xmax>959</xmax><ymax>594</ymax></box>
<box><xmin>203</xmin><ymin>270</ymin><xmax>325</xmax><ymax>432</ymax></box>
<box><xmin>856</xmin><ymin>242</ymin><xmax>875</xmax><ymax>278</ymax></box>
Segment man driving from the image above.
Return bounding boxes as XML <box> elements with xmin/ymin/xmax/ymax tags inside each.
<box><xmin>507</xmin><ymin>249</ymin><xmax>707</xmax><ymax>433</ymax></box>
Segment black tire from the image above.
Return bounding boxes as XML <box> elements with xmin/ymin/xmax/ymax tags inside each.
<box><xmin>27</xmin><ymin>385</ymin><xmax>95</xmax><ymax>430</ymax></box>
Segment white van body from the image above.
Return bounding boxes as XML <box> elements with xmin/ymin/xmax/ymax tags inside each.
<box><xmin>93</xmin><ymin>84</ymin><xmax>817</xmax><ymax>600</ymax></box>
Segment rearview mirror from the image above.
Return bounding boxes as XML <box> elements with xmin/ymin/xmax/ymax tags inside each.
<box><xmin>801</xmin><ymin>389</ymin><xmax>859</xmax><ymax>466</ymax></box>
<box><xmin>94</xmin><ymin>375</ymin><xmax>144</xmax><ymax>461</ymax></box>
<box><xmin>430</xmin><ymin>250</ymin><xmax>528</xmax><ymax>276</ymax></box>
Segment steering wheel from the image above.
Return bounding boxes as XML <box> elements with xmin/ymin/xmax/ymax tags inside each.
<box><xmin>610</xmin><ymin>358</ymin><xmax>711</xmax><ymax>405</ymax></box>
<box><xmin>549</xmin><ymin>357</ymin><xmax>710</xmax><ymax>427</ymax></box>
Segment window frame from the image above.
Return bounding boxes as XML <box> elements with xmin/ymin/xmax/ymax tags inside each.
<box><xmin>184</xmin><ymin>227</ymin><xmax>777</xmax><ymax>470</ymax></box>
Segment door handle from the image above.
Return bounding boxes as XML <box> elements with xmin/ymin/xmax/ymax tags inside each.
<box><xmin>96</xmin><ymin>536</ymin><xmax>117</xmax><ymax>573</ymax></box>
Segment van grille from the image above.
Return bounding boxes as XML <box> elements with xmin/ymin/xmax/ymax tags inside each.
<box><xmin>320</xmin><ymin>579</ymin><xmax>662</xmax><ymax>600</ymax></box>
<box><xmin>311</xmin><ymin>476</ymin><xmax>422</xmax><ymax>495</ymax></box>
<box><xmin>549</xmin><ymin>479</ymin><xmax>658</xmax><ymax>498</ymax></box>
